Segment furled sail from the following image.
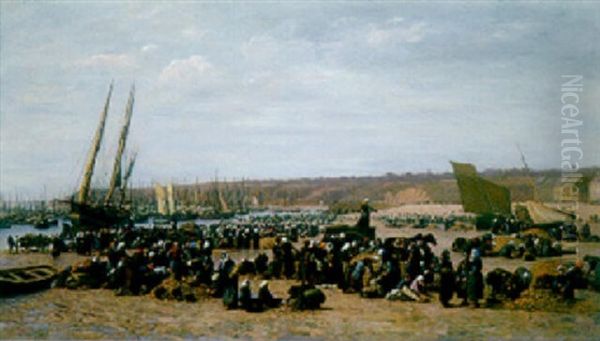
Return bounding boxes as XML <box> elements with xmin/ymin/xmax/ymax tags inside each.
<box><xmin>154</xmin><ymin>183</ymin><xmax>168</xmax><ymax>215</ymax></box>
<box><xmin>118</xmin><ymin>152</ymin><xmax>137</xmax><ymax>207</ymax></box>
<box><xmin>523</xmin><ymin>201</ymin><xmax>575</xmax><ymax>226</ymax></box>
<box><xmin>167</xmin><ymin>183</ymin><xmax>176</xmax><ymax>214</ymax></box>
<box><xmin>451</xmin><ymin>161</ymin><xmax>511</xmax><ymax>215</ymax></box>
<box><xmin>78</xmin><ymin>82</ymin><xmax>113</xmax><ymax>204</ymax></box>
<box><xmin>104</xmin><ymin>85</ymin><xmax>135</xmax><ymax>205</ymax></box>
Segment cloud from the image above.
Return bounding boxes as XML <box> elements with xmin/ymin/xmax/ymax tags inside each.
<box><xmin>141</xmin><ymin>44</ymin><xmax>158</xmax><ymax>53</ymax></box>
<box><xmin>367</xmin><ymin>21</ymin><xmax>427</xmax><ymax>45</ymax></box>
<box><xmin>181</xmin><ymin>27</ymin><xmax>206</xmax><ymax>39</ymax></box>
<box><xmin>241</xmin><ymin>35</ymin><xmax>316</xmax><ymax>67</ymax></box>
<box><xmin>76</xmin><ymin>53</ymin><xmax>137</xmax><ymax>68</ymax></box>
<box><xmin>158</xmin><ymin>55</ymin><xmax>215</xmax><ymax>83</ymax></box>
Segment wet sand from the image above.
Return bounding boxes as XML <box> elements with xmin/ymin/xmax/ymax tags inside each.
<box><xmin>2</xmin><ymin>207</ymin><xmax>600</xmax><ymax>340</ymax></box>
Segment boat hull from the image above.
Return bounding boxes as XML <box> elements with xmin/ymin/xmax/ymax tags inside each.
<box><xmin>0</xmin><ymin>265</ymin><xmax>57</xmax><ymax>296</ymax></box>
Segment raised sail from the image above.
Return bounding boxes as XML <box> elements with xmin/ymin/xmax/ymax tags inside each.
<box><xmin>451</xmin><ymin>161</ymin><xmax>511</xmax><ymax>215</ymax></box>
<box><xmin>104</xmin><ymin>85</ymin><xmax>135</xmax><ymax>205</ymax></box>
<box><xmin>78</xmin><ymin>83</ymin><xmax>113</xmax><ymax>204</ymax></box>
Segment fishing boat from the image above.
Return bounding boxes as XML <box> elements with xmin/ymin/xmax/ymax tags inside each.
<box><xmin>70</xmin><ymin>83</ymin><xmax>137</xmax><ymax>230</ymax></box>
<box><xmin>0</xmin><ymin>265</ymin><xmax>57</xmax><ymax>296</ymax></box>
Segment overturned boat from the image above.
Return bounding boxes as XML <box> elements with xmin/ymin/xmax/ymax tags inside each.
<box><xmin>0</xmin><ymin>265</ymin><xmax>58</xmax><ymax>296</ymax></box>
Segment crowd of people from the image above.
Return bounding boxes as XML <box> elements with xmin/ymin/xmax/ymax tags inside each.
<box><xmin>6</xmin><ymin>206</ymin><xmax>599</xmax><ymax>312</ymax></box>
<box><xmin>379</xmin><ymin>213</ymin><xmax>469</xmax><ymax>230</ymax></box>
<box><xmin>50</xmin><ymin>227</ymin><xmax>527</xmax><ymax>310</ymax></box>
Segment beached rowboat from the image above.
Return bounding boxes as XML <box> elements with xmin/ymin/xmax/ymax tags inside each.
<box><xmin>0</xmin><ymin>265</ymin><xmax>57</xmax><ymax>296</ymax></box>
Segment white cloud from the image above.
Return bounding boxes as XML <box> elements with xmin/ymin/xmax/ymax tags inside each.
<box><xmin>141</xmin><ymin>44</ymin><xmax>158</xmax><ymax>53</ymax></box>
<box><xmin>158</xmin><ymin>55</ymin><xmax>215</xmax><ymax>83</ymax></box>
<box><xmin>241</xmin><ymin>35</ymin><xmax>316</xmax><ymax>67</ymax></box>
<box><xmin>181</xmin><ymin>27</ymin><xmax>206</xmax><ymax>39</ymax></box>
<box><xmin>77</xmin><ymin>53</ymin><xmax>137</xmax><ymax>68</ymax></box>
<box><xmin>367</xmin><ymin>21</ymin><xmax>427</xmax><ymax>45</ymax></box>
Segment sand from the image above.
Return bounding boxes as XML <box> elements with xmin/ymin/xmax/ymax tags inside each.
<box><xmin>2</xmin><ymin>206</ymin><xmax>600</xmax><ymax>340</ymax></box>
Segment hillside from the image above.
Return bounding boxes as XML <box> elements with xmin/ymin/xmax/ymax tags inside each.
<box><xmin>121</xmin><ymin>167</ymin><xmax>600</xmax><ymax>209</ymax></box>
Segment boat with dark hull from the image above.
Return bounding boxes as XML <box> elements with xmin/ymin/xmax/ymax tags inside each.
<box><xmin>0</xmin><ymin>265</ymin><xmax>57</xmax><ymax>296</ymax></box>
<box><xmin>70</xmin><ymin>83</ymin><xmax>137</xmax><ymax>230</ymax></box>
<box><xmin>70</xmin><ymin>201</ymin><xmax>130</xmax><ymax>229</ymax></box>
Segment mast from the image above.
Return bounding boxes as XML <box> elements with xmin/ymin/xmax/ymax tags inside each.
<box><xmin>118</xmin><ymin>152</ymin><xmax>137</xmax><ymax>207</ymax></box>
<box><xmin>105</xmin><ymin>84</ymin><xmax>135</xmax><ymax>205</ymax></box>
<box><xmin>218</xmin><ymin>181</ymin><xmax>229</xmax><ymax>212</ymax></box>
<box><xmin>78</xmin><ymin>82</ymin><xmax>113</xmax><ymax>204</ymax></box>
<box><xmin>517</xmin><ymin>143</ymin><xmax>537</xmax><ymax>201</ymax></box>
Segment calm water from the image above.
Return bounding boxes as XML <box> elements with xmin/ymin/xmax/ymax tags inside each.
<box><xmin>0</xmin><ymin>210</ymin><xmax>327</xmax><ymax>250</ymax></box>
<box><xmin>0</xmin><ymin>223</ymin><xmax>63</xmax><ymax>250</ymax></box>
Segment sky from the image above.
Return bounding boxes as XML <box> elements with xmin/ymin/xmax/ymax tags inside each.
<box><xmin>1</xmin><ymin>1</ymin><xmax>599</xmax><ymax>199</ymax></box>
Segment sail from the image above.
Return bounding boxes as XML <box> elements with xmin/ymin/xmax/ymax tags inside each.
<box><xmin>451</xmin><ymin>161</ymin><xmax>511</xmax><ymax>215</ymax></box>
<box><xmin>154</xmin><ymin>183</ymin><xmax>168</xmax><ymax>215</ymax></box>
<box><xmin>105</xmin><ymin>85</ymin><xmax>135</xmax><ymax>205</ymax></box>
<box><xmin>524</xmin><ymin>201</ymin><xmax>574</xmax><ymax>226</ymax></box>
<box><xmin>78</xmin><ymin>83</ymin><xmax>113</xmax><ymax>204</ymax></box>
<box><xmin>167</xmin><ymin>183</ymin><xmax>176</xmax><ymax>214</ymax></box>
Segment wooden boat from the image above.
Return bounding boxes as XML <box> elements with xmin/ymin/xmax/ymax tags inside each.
<box><xmin>70</xmin><ymin>83</ymin><xmax>136</xmax><ymax>230</ymax></box>
<box><xmin>0</xmin><ymin>265</ymin><xmax>57</xmax><ymax>296</ymax></box>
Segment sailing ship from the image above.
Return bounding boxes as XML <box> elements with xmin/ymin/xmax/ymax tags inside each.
<box><xmin>70</xmin><ymin>83</ymin><xmax>137</xmax><ymax>229</ymax></box>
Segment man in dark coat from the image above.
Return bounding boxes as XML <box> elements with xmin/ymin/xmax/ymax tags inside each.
<box><xmin>466</xmin><ymin>249</ymin><xmax>483</xmax><ymax>308</ymax></box>
<box><xmin>439</xmin><ymin>250</ymin><xmax>455</xmax><ymax>307</ymax></box>
<box><xmin>239</xmin><ymin>279</ymin><xmax>252</xmax><ymax>311</ymax></box>
<box><xmin>357</xmin><ymin>198</ymin><xmax>376</xmax><ymax>230</ymax></box>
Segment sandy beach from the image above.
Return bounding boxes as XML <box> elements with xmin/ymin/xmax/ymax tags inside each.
<box><xmin>2</xmin><ymin>208</ymin><xmax>600</xmax><ymax>340</ymax></box>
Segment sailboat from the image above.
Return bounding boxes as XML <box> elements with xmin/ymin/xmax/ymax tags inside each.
<box><xmin>70</xmin><ymin>83</ymin><xmax>137</xmax><ymax>229</ymax></box>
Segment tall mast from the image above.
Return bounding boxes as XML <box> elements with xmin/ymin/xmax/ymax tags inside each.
<box><xmin>105</xmin><ymin>84</ymin><xmax>135</xmax><ymax>205</ymax></box>
<box><xmin>78</xmin><ymin>82</ymin><xmax>113</xmax><ymax>204</ymax></box>
<box><xmin>517</xmin><ymin>143</ymin><xmax>537</xmax><ymax>201</ymax></box>
<box><xmin>118</xmin><ymin>152</ymin><xmax>137</xmax><ymax>207</ymax></box>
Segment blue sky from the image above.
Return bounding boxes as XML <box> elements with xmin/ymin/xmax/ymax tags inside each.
<box><xmin>1</xmin><ymin>1</ymin><xmax>599</xmax><ymax>198</ymax></box>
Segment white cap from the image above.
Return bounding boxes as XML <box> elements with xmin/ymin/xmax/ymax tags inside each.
<box><xmin>416</xmin><ymin>275</ymin><xmax>424</xmax><ymax>282</ymax></box>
